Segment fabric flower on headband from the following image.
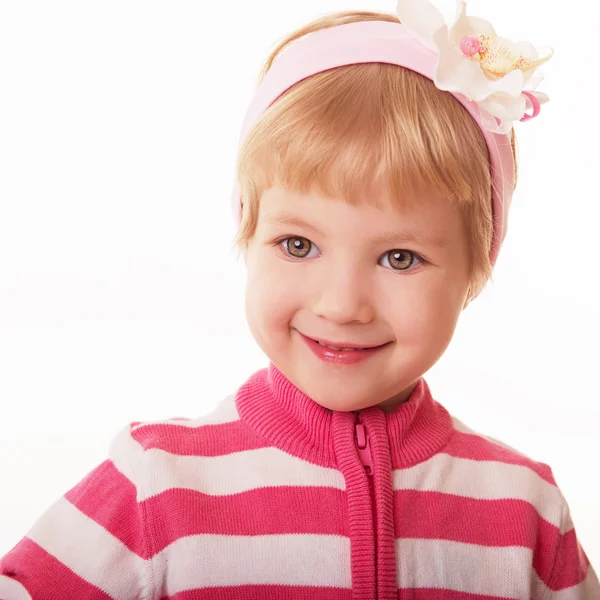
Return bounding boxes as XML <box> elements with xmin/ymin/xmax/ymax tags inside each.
<box><xmin>396</xmin><ymin>0</ymin><xmax>554</xmax><ymax>133</ymax></box>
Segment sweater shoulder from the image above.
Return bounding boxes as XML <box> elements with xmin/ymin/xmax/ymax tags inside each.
<box><xmin>447</xmin><ymin>415</ymin><xmax>557</xmax><ymax>487</ymax></box>
<box><xmin>121</xmin><ymin>393</ymin><xmax>244</xmax><ymax>455</ymax></box>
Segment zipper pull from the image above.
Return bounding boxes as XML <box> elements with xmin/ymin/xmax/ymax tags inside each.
<box><xmin>355</xmin><ymin>421</ymin><xmax>374</xmax><ymax>476</ymax></box>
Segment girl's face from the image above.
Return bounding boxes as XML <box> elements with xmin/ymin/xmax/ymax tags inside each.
<box><xmin>244</xmin><ymin>185</ymin><xmax>472</xmax><ymax>412</ymax></box>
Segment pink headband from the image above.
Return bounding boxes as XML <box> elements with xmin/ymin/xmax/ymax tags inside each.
<box><xmin>232</xmin><ymin>19</ymin><xmax>544</xmax><ymax>265</ymax></box>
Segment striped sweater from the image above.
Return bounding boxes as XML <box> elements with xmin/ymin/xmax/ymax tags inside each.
<box><xmin>1</xmin><ymin>363</ymin><xmax>598</xmax><ymax>600</ymax></box>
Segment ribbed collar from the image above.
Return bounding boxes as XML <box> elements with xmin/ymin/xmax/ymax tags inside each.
<box><xmin>235</xmin><ymin>363</ymin><xmax>455</xmax><ymax>470</ymax></box>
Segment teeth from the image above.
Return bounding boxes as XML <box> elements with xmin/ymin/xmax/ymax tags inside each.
<box><xmin>317</xmin><ymin>341</ymin><xmax>364</xmax><ymax>352</ymax></box>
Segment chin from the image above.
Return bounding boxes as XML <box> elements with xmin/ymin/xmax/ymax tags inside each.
<box><xmin>297</xmin><ymin>376</ymin><xmax>378</xmax><ymax>412</ymax></box>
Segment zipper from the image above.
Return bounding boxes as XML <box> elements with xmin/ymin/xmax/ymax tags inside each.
<box><xmin>354</xmin><ymin>416</ymin><xmax>374</xmax><ymax>476</ymax></box>
<box><xmin>354</xmin><ymin>414</ymin><xmax>377</xmax><ymax>597</ymax></box>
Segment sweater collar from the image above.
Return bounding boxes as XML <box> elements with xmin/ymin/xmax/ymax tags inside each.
<box><xmin>235</xmin><ymin>362</ymin><xmax>454</xmax><ymax>470</ymax></box>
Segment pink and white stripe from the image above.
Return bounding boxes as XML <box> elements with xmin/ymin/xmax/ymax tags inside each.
<box><xmin>1</xmin><ymin>365</ymin><xmax>597</xmax><ymax>599</ymax></box>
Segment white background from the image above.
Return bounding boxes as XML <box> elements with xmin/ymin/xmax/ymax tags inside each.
<box><xmin>0</xmin><ymin>0</ymin><xmax>598</xmax><ymax>568</ymax></box>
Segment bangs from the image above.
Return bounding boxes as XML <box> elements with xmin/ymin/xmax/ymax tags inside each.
<box><xmin>237</xmin><ymin>63</ymin><xmax>491</xmax><ymax>213</ymax></box>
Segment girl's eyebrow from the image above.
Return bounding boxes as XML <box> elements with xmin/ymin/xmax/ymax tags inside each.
<box><xmin>265</xmin><ymin>214</ymin><xmax>447</xmax><ymax>248</ymax></box>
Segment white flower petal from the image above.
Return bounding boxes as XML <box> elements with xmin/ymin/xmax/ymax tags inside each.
<box><xmin>478</xmin><ymin>107</ymin><xmax>504</xmax><ymax>133</ymax></box>
<box><xmin>447</xmin><ymin>0</ymin><xmax>470</xmax><ymax>44</ymax></box>
<box><xmin>520</xmin><ymin>68</ymin><xmax>538</xmax><ymax>88</ymax></box>
<box><xmin>494</xmin><ymin>120</ymin><xmax>513</xmax><ymax>134</ymax></box>
<box><xmin>396</xmin><ymin>0</ymin><xmax>446</xmax><ymax>51</ymax></box>
<box><xmin>478</xmin><ymin>102</ymin><xmax>515</xmax><ymax>134</ymax></box>
<box><xmin>537</xmin><ymin>46</ymin><xmax>555</xmax><ymax>61</ymax></box>
<box><xmin>529</xmin><ymin>91</ymin><xmax>550</xmax><ymax>105</ymax></box>
<box><xmin>477</xmin><ymin>94</ymin><xmax>526</xmax><ymax>132</ymax></box>
<box><xmin>482</xmin><ymin>68</ymin><xmax>526</xmax><ymax>99</ymax></box>
<box><xmin>527</xmin><ymin>71</ymin><xmax>544</xmax><ymax>90</ymax></box>
<box><xmin>463</xmin><ymin>16</ymin><xmax>497</xmax><ymax>37</ymax></box>
<box><xmin>449</xmin><ymin>17</ymin><xmax>498</xmax><ymax>46</ymax></box>
<box><xmin>448</xmin><ymin>1</ymin><xmax>497</xmax><ymax>42</ymax></box>
<box><xmin>514</xmin><ymin>40</ymin><xmax>539</xmax><ymax>60</ymax></box>
<box><xmin>481</xmin><ymin>93</ymin><xmax>527</xmax><ymax>122</ymax></box>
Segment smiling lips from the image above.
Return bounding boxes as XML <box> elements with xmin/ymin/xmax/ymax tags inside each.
<box><xmin>297</xmin><ymin>331</ymin><xmax>390</xmax><ymax>365</ymax></box>
<box><xmin>303</xmin><ymin>331</ymin><xmax>388</xmax><ymax>350</ymax></box>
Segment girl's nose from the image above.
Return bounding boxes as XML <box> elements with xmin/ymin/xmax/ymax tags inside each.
<box><xmin>311</xmin><ymin>268</ymin><xmax>374</xmax><ymax>325</ymax></box>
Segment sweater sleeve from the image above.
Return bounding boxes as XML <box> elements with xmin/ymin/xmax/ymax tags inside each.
<box><xmin>0</xmin><ymin>424</ymin><xmax>153</xmax><ymax>600</ymax></box>
<box><xmin>537</xmin><ymin>475</ymin><xmax>600</xmax><ymax>599</ymax></box>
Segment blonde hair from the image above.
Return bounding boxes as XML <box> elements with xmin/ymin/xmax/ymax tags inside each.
<box><xmin>233</xmin><ymin>11</ymin><xmax>518</xmax><ymax>302</ymax></box>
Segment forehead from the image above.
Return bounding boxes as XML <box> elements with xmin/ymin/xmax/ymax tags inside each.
<box><xmin>257</xmin><ymin>186</ymin><xmax>463</xmax><ymax>248</ymax></box>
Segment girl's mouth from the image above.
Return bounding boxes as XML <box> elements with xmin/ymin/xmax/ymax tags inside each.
<box><xmin>297</xmin><ymin>331</ymin><xmax>391</xmax><ymax>365</ymax></box>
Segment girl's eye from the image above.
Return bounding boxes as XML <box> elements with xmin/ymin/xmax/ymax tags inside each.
<box><xmin>279</xmin><ymin>236</ymin><xmax>319</xmax><ymax>259</ymax></box>
<box><xmin>379</xmin><ymin>249</ymin><xmax>422</xmax><ymax>271</ymax></box>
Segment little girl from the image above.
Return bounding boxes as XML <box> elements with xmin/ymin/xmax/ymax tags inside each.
<box><xmin>1</xmin><ymin>1</ymin><xmax>598</xmax><ymax>599</ymax></box>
